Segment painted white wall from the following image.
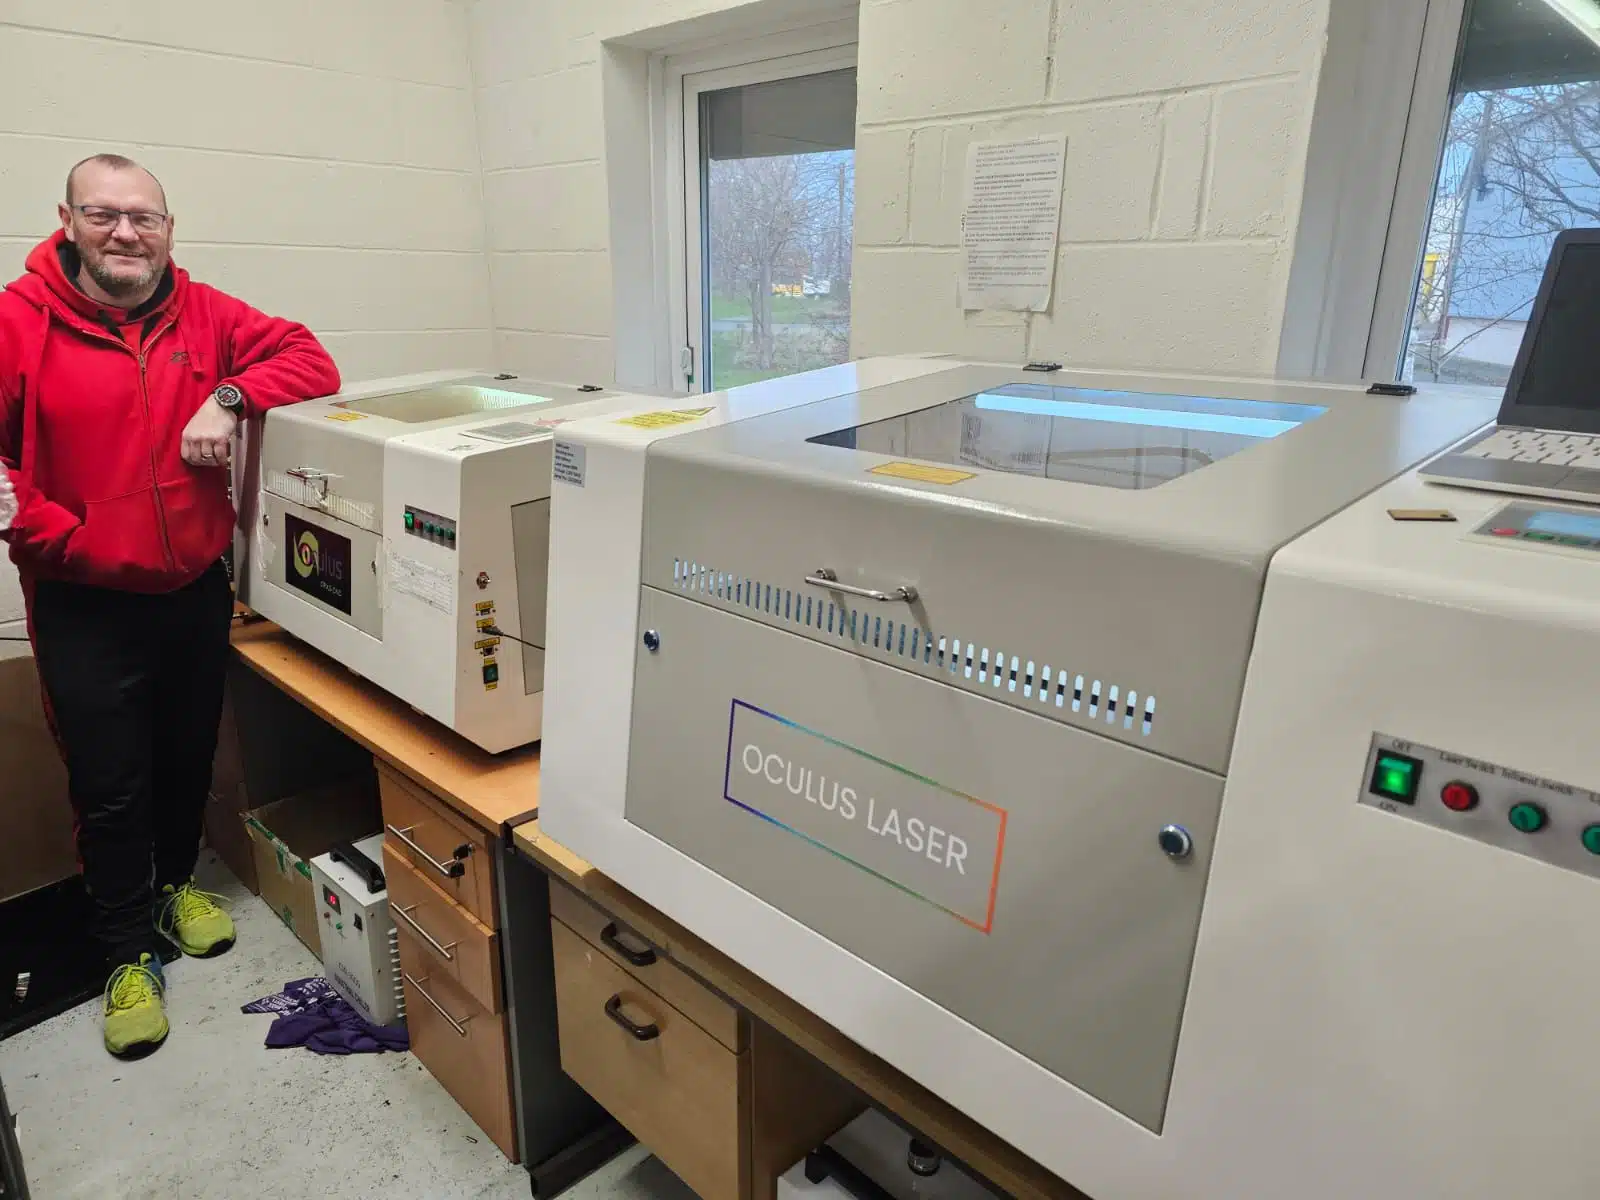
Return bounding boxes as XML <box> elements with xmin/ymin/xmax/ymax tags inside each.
<box><xmin>850</xmin><ymin>0</ymin><xmax>1331</xmax><ymax>375</ymax></box>
<box><xmin>1</xmin><ymin>1</ymin><xmax>493</xmax><ymax>379</ymax></box>
<box><xmin>0</xmin><ymin>0</ymin><xmax>493</xmax><ymax>624</ymax></box>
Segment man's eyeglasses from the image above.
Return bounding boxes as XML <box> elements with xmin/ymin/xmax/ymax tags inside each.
<box><xmin>73</xmin><ymin>206</ymin><xmax>169</xmax><ymax>234</ymax></box>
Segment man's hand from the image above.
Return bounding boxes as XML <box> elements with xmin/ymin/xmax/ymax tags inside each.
<box><xmin>181</xmin><ymin>396</ymin><xmax>239</xmax><ymax>467</ymax></box>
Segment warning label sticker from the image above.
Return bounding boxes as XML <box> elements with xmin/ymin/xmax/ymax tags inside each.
<box><xmin>615</xmin><ymin>408</ymin><xmax>714</xmax><ymax>430</ymax></box>
<box><xmin>869</xmin><ymin>461</ymin><xmax>976</xmax><ymax>486</ymax></box>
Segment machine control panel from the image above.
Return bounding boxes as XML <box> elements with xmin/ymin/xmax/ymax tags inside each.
<box><xmin>402</xmin><ymin>505</ymin><xmax>456</xmax><ymax>548</ymax></box>
<box><xmin>1361</xmin><ymin>734</ymin><xmax>1600</xmax><ymax>879</ymax></box>
<box><xmin>1467</xmin><ymin>501</ymin><xmax>1600</xmax><ymax>557</ymax></box>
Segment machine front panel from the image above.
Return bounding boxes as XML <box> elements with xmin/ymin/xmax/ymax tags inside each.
<box><xmin>625</xmin><ymin>588</ymin><xmax>1224</xmax><ymax>1132</ymax></box>
<box><xmin>259</xmin><ymin>494</ymin><xmax>383</xmax><ymax>638</ymax></box>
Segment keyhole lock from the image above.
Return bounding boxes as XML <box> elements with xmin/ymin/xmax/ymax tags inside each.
<box><xmin>642</xmin><ymin>630</ymin><xmax>661</xmax><ymax>653</ymax></box>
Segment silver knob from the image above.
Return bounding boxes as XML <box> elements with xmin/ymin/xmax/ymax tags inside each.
<box><xmin>1158</xmin><ymin>824</ymin><xmax>1193</xmax><ymax>860</ymax></box>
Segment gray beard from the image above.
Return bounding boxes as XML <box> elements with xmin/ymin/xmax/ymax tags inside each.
<box><xmin>83</xmin><ymin>253</ymin><xmax>157</xmax><ymax>300</ymax></box>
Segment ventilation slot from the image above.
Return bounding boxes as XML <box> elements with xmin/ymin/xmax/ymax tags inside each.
<box><xmin>670</xmin><ymin>557</ymin><xmax>1158</xmax><ymax>738</ymax></box>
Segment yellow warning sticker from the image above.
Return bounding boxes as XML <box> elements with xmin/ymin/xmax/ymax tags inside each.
<box><xmin>324</xmin><ymin>411</ymin><xmax>367</xmax><ymax>422</ymax></box>
<box><xmin>476</xmin><ymin>617</ymin><xmax>495</xmax><ymax>632</ymax></box>
<box><xmin>615</xmin><ymin>408</ymin><xmax>715</xmax><ymax>430</ymax></box>
<box><xmin>474</xmin><ymin>600</ymin><xmax>495</xmax><ymax>614</ymax></box>
<box><xmin>474</xmin><ymin>637</ymin><xmax>502</xmax><ymax>652</ymax></box>
<box><xmin>869</xmin><ymin>461</ymin><xmax>976</xmax><ymax>486</ymax></box>
<box><xmin>484</xmin><ymin>682</ymin><xmax>499</xmax><ymax>692</ymax></box>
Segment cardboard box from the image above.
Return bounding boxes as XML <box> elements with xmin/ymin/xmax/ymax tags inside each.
<box><xmin>245</xmin><ymin>781</ymin><xmax>381</xmax><ymax>959</ymax></box>
<box><xmin>205</xmin><ymin>788</ymin><xmax>259</xmax><ymax>893</ymax></box>
<box><xmin>0</xmin><ymin>653</ymin><xmax>77</xmax><ymax>904</ymax></box>
<box><xmin>208</xmin><ymin>661</ymin><xmax>374</xmax><ymax>895</ymax></box>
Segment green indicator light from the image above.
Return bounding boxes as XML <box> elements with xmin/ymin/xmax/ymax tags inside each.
<box><xmin>1508</xmin><ymin>802</ymin><xmax>1547</xmax><ymax>834</ymax></box>
<box><xmin>1370</xmin><ymin>752</ymin><xmax>1422</xmax><ymax>804</ymax></box>
<box><xmin>403</xmin><ymin>512</ymin><xmax>415</xmax><ymax>530</ymax></box>
<box><xmin>1582</xmin><ymin>826</ymin><xmax>1600</xmax><ymax>856</ymax></box>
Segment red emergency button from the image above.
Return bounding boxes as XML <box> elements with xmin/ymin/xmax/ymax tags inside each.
<box><xmin>1440</xmin><ymin>781</ymin><xmax>1479</xmax><ymax>812</ymax></box>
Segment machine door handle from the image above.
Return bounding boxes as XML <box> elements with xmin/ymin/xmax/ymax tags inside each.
<box><xmin>805</xmin><ymin>567</ymin><xmax>918</xmax><ymax>604</ymax></box>
<box><xmin>604</xmin><ymin>994</ymin><xmax>661</xmax><ymax>1041</ymax></box>
<box><xmin>403</xmin><ymin>972</ymin><xmax>472</xmax><ymax>1037</ymax></box>
<box><xmin>600</xmin><ymin>922</ymin><xmax>657</xmax><ymax>967</ymax></box>
<box><xmin>393</xmin><ymin>904</ymin><xmax>457</xmax><ymax>961</ymax></box>
<box><xmin>386</xmin><ymin>824</ymin><xmax>467</xmax><ymax>879</ymax></box>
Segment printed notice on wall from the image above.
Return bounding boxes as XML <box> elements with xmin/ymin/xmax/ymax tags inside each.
<box><xmin>958</xmin><ymin>135</ymin><xmax>1068</xmax><ymax>312</ymax></box>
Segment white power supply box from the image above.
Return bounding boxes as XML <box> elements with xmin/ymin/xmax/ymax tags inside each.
<box><xmin>309</xmin><ymin>834</ymin><xmax>404</xmax><ymax>1028</ymax></box>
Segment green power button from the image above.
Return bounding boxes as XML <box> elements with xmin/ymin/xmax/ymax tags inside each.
<box><xmin>1508</xmin><ymin>802</ymin><xmax>1548</xmax><ymax>834</ymax></box>
<box><xmin>1582</xmin><ymin>826</ymin><xmax>1600</xmax><ymax>856</ymax></box>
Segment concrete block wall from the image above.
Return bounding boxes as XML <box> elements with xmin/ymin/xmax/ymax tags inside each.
<box><xmin>0</xmin><ymin>0</ymin><xmax>490</xmax><ymax>629</ymax></box>
<box><xmin>851</xmin><ymin>0</ymin><xmax>1331</xmax><ymax>375</ymax></box>
<box><xmin>469</xmin><ymin>0</ymin><xmax>618</xmax><ymax>383</ymax></box>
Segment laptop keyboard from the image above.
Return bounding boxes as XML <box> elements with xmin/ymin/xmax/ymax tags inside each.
<box><xmin>1462</xmin><ymin>429</ymin><xmax>1600</xmax><ymax>469</ymax></box>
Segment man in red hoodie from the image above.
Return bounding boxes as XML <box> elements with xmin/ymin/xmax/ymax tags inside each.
<box><xmin>0</xmin><ymin>154</ymin><xmax>341</xmax><ymax>1058</ymax></box>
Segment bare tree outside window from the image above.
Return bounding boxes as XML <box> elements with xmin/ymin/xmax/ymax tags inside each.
<box><xmin>705</xmin><ymin>150</ymin><xmax>854</xmax><ymax>389</ymax></box>
<box><xmin>1404</xmin><ymin>3</ymin><xmax>1600</xmax><ymax>385</ymax></box>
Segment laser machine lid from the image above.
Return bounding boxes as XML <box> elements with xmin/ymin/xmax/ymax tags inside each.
<box><xmin>667</xmin><ymin>364</ymin><xmax>1494</xmax><ymax>564</ymax></box>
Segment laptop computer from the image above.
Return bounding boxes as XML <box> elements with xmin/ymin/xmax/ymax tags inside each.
<box><xmin>1422</xmin><ymin>227</ymin><xmax>1600</xmax><ymax>503</ymax></box>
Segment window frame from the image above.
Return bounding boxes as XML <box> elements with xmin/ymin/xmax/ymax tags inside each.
<box><xmin>661</xmin><ymin>26</ymin><xmax>858</xmax><ymax>392</ymax></box>
<box><xmin>1276</xmin><ymin>0</ymin><xmax>1471</xmax><ymax>382</ymax></box>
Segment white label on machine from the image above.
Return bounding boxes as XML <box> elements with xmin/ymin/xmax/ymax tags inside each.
<box><xmin>387</xmin><ymin>551</ymin><xmax>454</xmax><ymax>614</ymax></box>
<box><xmin>552</xmin><ymin>440</ymin><xmax>586</xmax><ymax>488</ymax></box>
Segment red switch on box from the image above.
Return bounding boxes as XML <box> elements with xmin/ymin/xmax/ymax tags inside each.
<box><xmin>1441</xmin><ymin>781</ymin><xmax>1479</xmax><ymax>812</ymax></box>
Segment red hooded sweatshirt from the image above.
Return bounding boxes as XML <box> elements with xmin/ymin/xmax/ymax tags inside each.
<box><xmin>0</xmin><ymin>231</ymin><xmax>340</xmax><ymax>594</ymax></box>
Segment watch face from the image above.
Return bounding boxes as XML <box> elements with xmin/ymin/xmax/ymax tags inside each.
<box><xmin>215</xmin><ymin>385</ymin><xmax>243</xmax><ymax>411</ymax></box>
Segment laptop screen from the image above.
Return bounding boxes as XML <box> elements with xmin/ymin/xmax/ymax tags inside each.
<box><xmin>1505</xmin><ymin>238</ymin><xmax>1600</xmax><ymax>417</ymax></box>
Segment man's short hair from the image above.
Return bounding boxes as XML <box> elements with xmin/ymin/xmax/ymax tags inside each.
<box><xmin>65</xmin><ymin>154</ymin><xmax>167</xmax><ymax>209</ymax></box>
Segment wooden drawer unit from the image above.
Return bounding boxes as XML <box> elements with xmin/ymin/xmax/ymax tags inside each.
<box><xmin>378</xmin><ymin>763</ymin><xmax>496</xmax><ymax>926</ymax></box>
<box><xmin>384</xmin><ymin>843</ymin><xmax>502</xmax><ymax>1014</ymax></box>
<box><xmin>550</xmin><ymin>883</ymin><xmax>743</xmax><ymax>1052</ymax></box>
<box><xmin>398</xmin><ymin>923</ymin><xmax>517</xmax><ymax>1159</ymax></box>
<box><xmin>552</xmin><ymin>920</ymin><xmax>748</xmax><ymax>1200</ymax></box>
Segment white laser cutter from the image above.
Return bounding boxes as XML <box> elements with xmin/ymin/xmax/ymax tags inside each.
<box><xmin>237</xmin><ymin>370</ymin><xmax>657</xmax><ymax>752</ymax></box>
<box><xmin>539</xmin><ymin>357</ymin><xmax>1538</xmax><ymax>1197</ymax></box>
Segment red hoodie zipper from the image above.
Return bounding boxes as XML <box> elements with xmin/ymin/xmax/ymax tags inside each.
<box><xmin>137</xmin><ymin>321</ymin><xmax>179</xmax><ymax>573</ymax></box>
<box><xmin>68</xmin><ymin>315</ymin><xmax>180</xmax><ymax>573</ymax></box>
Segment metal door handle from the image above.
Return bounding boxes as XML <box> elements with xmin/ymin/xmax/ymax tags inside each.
<box><xmin>600</xmin><ymin>922</ymin><xmax>657</xmax><ymax>967</ymax></box>
<box><xmin>404</xmin><ymin>972</ymin><xmax>472</xmax><ymax>1037</ymax></box>
<box><xmin>604</xmin><ymin>994</ymin><xmax>661</xmax><ymax>1042</ymax></box>
<box><xmin>805</xmin><ymin>567</ymin><xmax>918</xmax><ymax>604</ymax></box>
<box><xmin>387</xmin><ymin>824</ymin><xmax>467</xmax><ymax>879</ymax></box>
<box><xmin>393</xmin><ymin>904</ymin><xmax>457</xmax><ymax>961</ymax></box>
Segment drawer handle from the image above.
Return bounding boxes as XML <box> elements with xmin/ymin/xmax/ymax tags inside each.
<box><xmin>387</xmin><ymin>824</ymin><xmax>467</xmax><ymax>880</ymax></box>
<box><xmin>404</xmin><ymin>971</ymin><xmax>472</xmax><ymax>1037</ymax></box>
<box><xmin>604</xmin><ymin>994</ymin><xmax>660</xmax><ymax>1042</ymax></box>
<box><xmin>600</xmin><ymin>922</ymin><xmax>657</xmax><ymax>967</ymax></box>
<box><xmin>393</xmin><ymin>904</ymin><xmax>458</xmax><ymax>961</ymax></box>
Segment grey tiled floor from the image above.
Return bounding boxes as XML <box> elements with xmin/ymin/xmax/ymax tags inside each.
<box><xmin>0</xmin><ymin>853</ymin><xmax>696</xmax><ymax>1200</ymax></box>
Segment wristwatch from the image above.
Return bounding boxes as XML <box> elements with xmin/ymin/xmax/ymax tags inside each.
<box><xmin>212</xmin><ymin>384</ymin><xmax>245</xmax><ymax>416</ymax></box>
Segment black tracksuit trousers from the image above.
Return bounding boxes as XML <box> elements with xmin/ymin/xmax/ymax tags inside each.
<box><xmin>30</xmin><ymin>562</ymin><xmax>233</xmax><ymax>967</ymax></box>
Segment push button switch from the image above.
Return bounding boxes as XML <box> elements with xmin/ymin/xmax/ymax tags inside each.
<box><xmin>1508</xmin><ymin>802</ymin><xmax>1547</xmax><ymax>834</ymax></box>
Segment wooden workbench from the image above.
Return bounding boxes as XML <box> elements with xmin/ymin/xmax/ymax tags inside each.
<box><xmin>232</xmin><ymin>622</ymin><xmax>539</xmax><ymax>831</ymax></box>
<box><xmin>233</xmin><ymin>621</ymin><xmax>1080</xmax><ymax>1200</ymax></box>
<box><xmin>512</xmin><ymin>819</ymin><xmax>1084</xmax><ymax>1200</ymax></box>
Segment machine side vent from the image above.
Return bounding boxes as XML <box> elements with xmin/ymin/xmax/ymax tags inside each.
<box><xmin>670</xmin><ymin>558</ymin><xmax>1156</xmax><ymax>738</ymax></box>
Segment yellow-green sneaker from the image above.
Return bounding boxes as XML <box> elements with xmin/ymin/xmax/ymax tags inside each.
<box><xmin>104</xmin><ymin>954</ymin><xmax>169</xmax><ymax>1059</ymax></box>
<box><xmin>158</xmin><ymin>880</ymin><xmax>236</xmax><ymax>958</ymax></box>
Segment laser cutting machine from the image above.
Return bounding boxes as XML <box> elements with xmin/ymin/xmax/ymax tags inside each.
<box><xmin>237</xmin><ymin>370</ymin><xmax>657</xmax><ymax>752</ymax></box>
<box><xmin>538</xmin><ymin>357</ymin><xmax>1557</xmax><ymax>1197</ymax></box>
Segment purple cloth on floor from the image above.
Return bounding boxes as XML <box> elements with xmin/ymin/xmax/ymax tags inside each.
<box><xmin>244</xmin><ymin>977</ymin><xmax>409</xmax><ymax>1055</ymax></box>
<box><xmin>242</xmin><ymin>977</ymin><xmax>335</xmax><ymax>1015</ymax></box>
